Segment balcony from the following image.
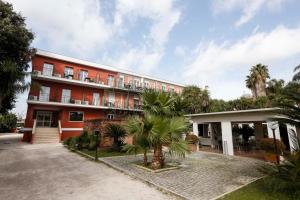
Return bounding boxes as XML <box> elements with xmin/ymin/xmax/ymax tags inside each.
<box><xmin>32</xmin><ymin>69</ymin><xmax>148</xmax><ymax>93</ymax></box>
<box><xmin>27</xmin><ymin>95</ymin><xmax>142</xmax><ymax>112</ymax></box>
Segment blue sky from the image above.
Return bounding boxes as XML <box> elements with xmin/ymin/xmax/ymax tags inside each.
<box><xmin>7</xmin><ymin>0</ymin><xmax>300</xmax><ymax>117</ymax></box>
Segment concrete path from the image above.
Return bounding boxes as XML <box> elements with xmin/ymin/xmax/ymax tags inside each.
<box><xmin>0</xmin><ymin>134</ymin><xmax>173</xmax><ymax>200</ymax></box>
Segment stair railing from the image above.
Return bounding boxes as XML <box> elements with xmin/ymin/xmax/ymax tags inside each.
<box><xmin>58</xmin><ymin>120</ymin><xmax>62</xmax><ymax>135</ymax></box>
<box><xmin>32</xmin><ymin>119</ymin><xmax>37</xmax><ymax>135</ymax></box>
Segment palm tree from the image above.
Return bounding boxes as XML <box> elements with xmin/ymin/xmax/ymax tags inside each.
<box><xmin>149</xmin><ymin>115</ymin><xmax>189</xmax><ymax>169</ymax></box>
<box><xmin>105</xmin><ymin>123</ymin><xmax>127</xmax><ymax>152</ymax></box>
<box><xmin>142</xmin><ymin>89</ymin><xmax>176</xmax><ymax>116</ymax></box>
<box><xmin>293</xmin><ymin>64</ymin><xmax>300</xmax><ymax>82</ymax></box>
<box><xmin>125</xmin><ymin>114</ymin><xmax>189</xmax><ymax>169</ymax></box>
<box><xmin>246</xmin><ymin>64</ymin><xmax>270</xmax><ymax>98</ymax></box>
<box><xmin>123</xmin><ymin>116</ymin><xmax>152</xmax><ymax>166</ymax></box>
<box><xmin>246</xmin><ymin>74</ymin><xmax>257</xmax><ymax>98</ymax></box>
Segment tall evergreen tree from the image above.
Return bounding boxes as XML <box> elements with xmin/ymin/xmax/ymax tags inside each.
<box><xmin>0</xmin><ymin>1</ymin><xmax>35</xmax><ymax>113</ymax></box>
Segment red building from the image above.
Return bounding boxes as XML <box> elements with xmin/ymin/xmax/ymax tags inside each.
<box><xmin>23</xmin><ymin>50</ymin><xmax>184</xmax><ymax>143</ymax></box>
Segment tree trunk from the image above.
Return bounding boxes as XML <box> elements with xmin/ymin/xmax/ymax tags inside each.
<box><xmin>151</xmin><ymin>145</ymin><xmax>162</xmax><ymax>170</ymax></box>
<box><xmin>143</xmin><ymin>150</ymin><xmax>148</xmax><ymax>166</ymax></box>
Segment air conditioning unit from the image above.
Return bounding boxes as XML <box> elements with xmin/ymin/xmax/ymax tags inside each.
<box><xmin>83</xmin><ymin>101</ymin><xmax>89</xmax><ymax>105</ymax></box>
<box><xmin>33</xmin><ymin>70</ymin><xmax>41</xmax><ymax>75</ymax></box>
<box><xmin>75</xmin><ymin>100</ymin><xmax>81</xmax><ymax>104</ymax></box>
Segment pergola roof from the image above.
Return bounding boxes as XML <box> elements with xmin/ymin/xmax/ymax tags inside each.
<box><xmin>186</xmin><ymin>108</ymin><xmax>281</xmax><ymax>123</ymax></box>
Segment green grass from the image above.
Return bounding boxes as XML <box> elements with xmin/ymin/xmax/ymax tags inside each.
<box><xmin>219</xmin><ymin>178</ymin><xmax>294</xmax><ymax>200</ymax></box>
<box><xmin>80</xmin><ymin>149</ymin><xmax>142</xmax><ymax>158</ymax></box>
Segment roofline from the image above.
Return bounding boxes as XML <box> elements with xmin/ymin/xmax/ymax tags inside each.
<box><xmin>185</xmin><ymin>108</ymin><xmax>280</xmax><ymax>117</ymax></box>
<box><xmin>35</xmin><ymin>49</ymin><xmax>186</xmax><ymax>87</ymax></box>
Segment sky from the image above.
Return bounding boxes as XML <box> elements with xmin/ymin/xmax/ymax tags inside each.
<box><xmin>7</xmin><ymin>0</ymin><xmax>300</xmax><ymax>117</ymax></box>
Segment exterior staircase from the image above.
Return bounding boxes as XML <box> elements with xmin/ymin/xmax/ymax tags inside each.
<box><xmin>33</xmin><ymin>127</ymin><xmax>60</xmax><ymax>144</ymax></box>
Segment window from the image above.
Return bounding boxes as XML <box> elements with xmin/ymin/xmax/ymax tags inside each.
<box><xmin>69</xmin><ymin>111</ymin><xmax>84</xmax><ymax>121</ymax></box>
<box><xmin>61</xmin><ymin>89</ymin><xmax>71</xmax><ymax>103</ymax></box>
<box><xmin>108</xmin><ymin>75</ymin><xmax>114</xmax><ymax>87</ymax></box>
<box><xmin>144</xmin><ymin>81</ymin><xmax>150</xmax><ymax>88</ymax></box>
<box><xmin>162</xmin><ymin>84</ymin><xmax>166</xmax><ymax>92</ymax></box>
<box><xmin>43</xmin><ymin>63</ymin><xmax>54</xmax><ymax>76</ymax></box>
<box><xmin>107</xmin><ymin>114</ymin><xmax>114</xmax><ymax>120</ymax></box>
<box><xmin>108</xmin><ymin>92</ymin><xmax>115</xmax><ymax>107</ymax></box>
<box><xmin>79</xmin><ymin>70</ymin><xmax>88</xmax><ymax>81</ymax></box>
<box><xmin>64</xmin><ymin>67</ymin><xmax>73</xmax><ymax>78</ymax></box>
<box><xmin>118</xmin><ymin>75</ymin><xmax>124</xmax><ymax>88</ymax></box>
<box><xmin>133</xmin><ymin>79</ymin><xmax>140</xmax><ymax>88</ymax></box>
<box><xmin>39</xmin><ymin>86</ymin><xmax>50</xmax><ymax>101</ymax></box>
<box><xmin>170</xmin><ymin>86</ymin><xmax>174</xmax><ymax>93</ymax></box>
<box><xmin>92</xmin><ymin>93</ymin><xmax>100</xmax><ymax>106</ymax></box>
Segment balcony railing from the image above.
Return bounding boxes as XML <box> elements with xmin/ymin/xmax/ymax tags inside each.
<box><xmin>32</xmin><ymin>69</ymin><xmax>175</xmax><ymax>93</ymax></box>
<box><xmin>28</xmin><ymin>95</ymin><xmax>142</xmax><ymax>111</ymax></box>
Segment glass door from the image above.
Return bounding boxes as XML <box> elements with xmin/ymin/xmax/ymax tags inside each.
<box><xmin>43</xmin><ymin>63</ymin><xmax>54</xmax><ymax>76</ymax></box>
<box><xmin>39</xmin><ymin>86</ymin><xmax>50</xmax><ymax>102</ymax></box>
<box><xmin>92</xmin><ymin>93</ymin><xmax>100</xmax><ymax>106</ymax></box>
<box><xmin>36</xmin><ymin>111</ymin><xmax>52</xmax><ymax>127</ymax></box>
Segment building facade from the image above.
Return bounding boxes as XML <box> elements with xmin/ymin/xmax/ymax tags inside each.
<box><xmin>23</xmin><ymin>50</ymin><xmax>184</xmax><ymax>143</ymax></box>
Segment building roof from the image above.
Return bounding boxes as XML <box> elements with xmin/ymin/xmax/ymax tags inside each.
<box><xmin>36</xmin><ymin>49</ymin><xmax>185</xmax><ymax>87</ymax></box>
<box><xmin>185</xmin><ymin>108</ymin><xmax>280</xmax><ymax>117</ymax></box>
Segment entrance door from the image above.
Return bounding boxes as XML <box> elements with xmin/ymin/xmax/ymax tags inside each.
<box><xmin>36</xmin><ymin>111</ymin><xmax>52</xmax><ymax>127</ymax></box>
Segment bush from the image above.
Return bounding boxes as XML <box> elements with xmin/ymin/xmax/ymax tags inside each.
<box><xmin>0</xmin><ymin>113</ymin><xmax>17</xmax><ymax>132</ymax></box>
<box><xmin>185</xmin><ymin>134</ymin><xmax>199</xmax><ymax>144</ymax></box>
<box><xmin>262</xmin><ymin>151</ymin><xmax>300</xmax><ymax>196</ymax></box>
<box><xmin>63</xmin><ymin>138</ymin><xmax>72</xmax><ymax>146</ymax></box>
<box><xmin>258</xmin><ymin>138</ymin><xmax>286</xmax><ymax>154</ymax></box>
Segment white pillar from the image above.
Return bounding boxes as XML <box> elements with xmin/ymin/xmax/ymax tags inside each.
<box><xmin>192</xmin><ymin>122</ymin><xmax>199</xmax><ymax>151</ymax></box>
<box><xmin>267</xmin><ymin>121</ymin><xmax>281</xmax><ymax>140</ymax></box>
<box><xmin>286</xmin><ymin>124</ymin><xmax>299</xmax><ymax>152</ymax></box>
<box><xmin>192</xmin><ymin>122</ymin><xmax>198</xmax><ymax>136</ymax></box>
<box><xmin>221</xmin><ymin>121</ymin><xmax>234</xmax><ymax>156</ymax></box>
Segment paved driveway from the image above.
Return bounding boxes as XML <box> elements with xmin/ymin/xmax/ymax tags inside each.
<box><xmin>0</xmin><ymin>134</ymin><xmax>173</xmax><ymax>200</ymax></box>
<box><xmin>100</xmin><ymin>152</ymin><xmax>266</xmax><ymax>200</ymax></box>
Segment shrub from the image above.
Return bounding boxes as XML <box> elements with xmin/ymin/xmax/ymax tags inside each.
<box><xmin>0</xmin><ymin>113</ymin><xmax>17</xmax><ymax>132</ymax></box>
<box><xmin>63</xmin><ymin>138</ymin><xmax>72</xmax><ymax>146</ymax></box>
<box><xmin>262</xmin><ymin>151</ymin><xmax>300</xmax><ymax>196</ymax></box>
<box><xmin>69</xmin><ymin>137</ymin><xmax>78</xmax><ymax>149</ymax></box>
<box><xmin>258</xmin><ymin>138</ymin><xmax>286</xmax><ymax>154</ymax></box>
<box><xmin>185</xmin><ymin>134</ymin><xmax>199</xmax><ymax>144</ymax></box>
<box><xmin>77</xmin><ymin>131</ymin><xmax>90</xmax><ymax>149</ymax></box>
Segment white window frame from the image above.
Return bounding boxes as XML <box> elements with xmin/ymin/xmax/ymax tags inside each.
<box><xmin>108</xmin><ymin>75</ymin><xmax>114</xmax><ymax>87</ymax></box>
<box><xmin>61</xmin><ymin>89</ymin><xmax>71</xmax><ymax>103</ymax></box>
<box><xmin>69</xmin><ymin>111</ymin><xmax>84</xmax><ymax>122</ymax></box>
<box><xmin>42</xmin><ymin>63</ymin><xmax>54</xmax><ymax>76</ymax></box>
<box><xmin>92</xmin><ymin>93</ymin><xmax>100</xmax><ymax>106</ymax></box>
<box><xmin>107</xmin><ymin>114</ymin><xmax>114</xmax><ymax>120</ymax></box>
<box><xmin>39</xmin><ymin>86</ymin><xmax>50</xmax><ymax>102</ymax></box>
<box><xmin>79</xmin><ymin>70</ymin><xmax>88</xmax><ymax>81</ymax></box>
<box><xmin>118</xmin><ymin>75</ymin><xmax>124</xmax><ymax>88</ymax></box>
<box><xmin>64</xmin><ymin>67</ymin><xmax>73</xmax><ymax>78</ymax></box>
<box><xmin>108</xmin><ymin>92</ymin><xmax>115</xmax><ymax>105</ymax></box>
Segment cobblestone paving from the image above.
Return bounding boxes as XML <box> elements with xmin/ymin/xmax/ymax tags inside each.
<box><xmin>100</xmin><ymin>152</ymin><xmax>266</xmax><ymax>200</ymax></box>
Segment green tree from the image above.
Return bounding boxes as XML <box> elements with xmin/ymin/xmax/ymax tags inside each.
<box><xmin>0</xmin><ymin>1</ymin><xmax>35</xmax><ymax>114</ymax></box>
<box><xmin>0</xmin><ymin>113</ymin><xmax>17</xmax><ymax>132</ymax></box>
<box><xmin>182</xmin><ymin>85</ymin><xmax>210</xmax><ymax>114</ymax></box>
<box><xmin>246</xmin><ymin>64</ymin><xmax>270</xmax><ymax>98</ymax></box>
<box><xmin>293</xmin><ymin>64</ymin><xmax>300</xmax><ymax>82</ymax></box>
<box><xmin>105</xmin><ymin>123</ymin><xmax>127</xmax><ymax>152</ymax></box>
<box><xmin>123</xmin><ymin>116</ymin><xmax>152</xmax><ymax>166</ymax></box>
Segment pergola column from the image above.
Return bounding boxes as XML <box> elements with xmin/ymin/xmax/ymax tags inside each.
<box><xmin>221</xmin><ymin>121</ymin><xmax>234</xmax><ymax>156</ymax></box>
<box><xmin>192</xmin><ymin>122</ymin><xmax>198</xmax><ymax>135</ymax></box>
<box><xmin>267</xmin><ymin>121</ymin><xmax>281</xmax><ymax>140</ymax></box>
<box><xmin>286</xmin><ymin>124</ymin><xmax>299</xmax><ymax>152</ymax></box>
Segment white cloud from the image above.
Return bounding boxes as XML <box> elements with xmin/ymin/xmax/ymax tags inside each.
<box><xmin>8</xmin><ymin>0</ymin><xmax>114</xmax><ymax>57</ymax></box>
<box><xmin>106</xmin><ymin>0</ymin><xmax>181</xmax><ymax>73</ymax></box>
<box><xmin>212</xmin><ymin>0</ymin><xmax>285</xmax><ymax>27</ymax></box>
<box><xmin>183</xmin><ymin>25</ymin><xmax>300</xmax><ymax>99</ymax></box>
<box><xmin>174</xmin><ymin>46</ymin><xmax>186</xmax><ymax>57</ymax></box>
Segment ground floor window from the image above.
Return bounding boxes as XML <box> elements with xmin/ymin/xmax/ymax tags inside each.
<box><xmin>107</xmin><ymin>114</ymin><xmax>114</xmax><ymax>120</ymax></box>
<box><xmin>69</xmin><ymin>111</ymin><xmax>84</xmax><ymax>121</ymax></box>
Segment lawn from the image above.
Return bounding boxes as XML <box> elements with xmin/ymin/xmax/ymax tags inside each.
<box><xmin>80</xmin><ymin>148</ymin><xmax>141</xmax><ymax>158</ymax></box>
<box><xmin>220</xmin><ymin>178</ymin><xmax>294</xmax><ymax>200</ymax></box>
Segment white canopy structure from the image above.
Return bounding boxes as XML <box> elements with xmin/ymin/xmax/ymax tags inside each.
<box><xmin>186</xmin><ymin>108</ymin><xmax>299</xmax><ymax>156</ymax></box>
